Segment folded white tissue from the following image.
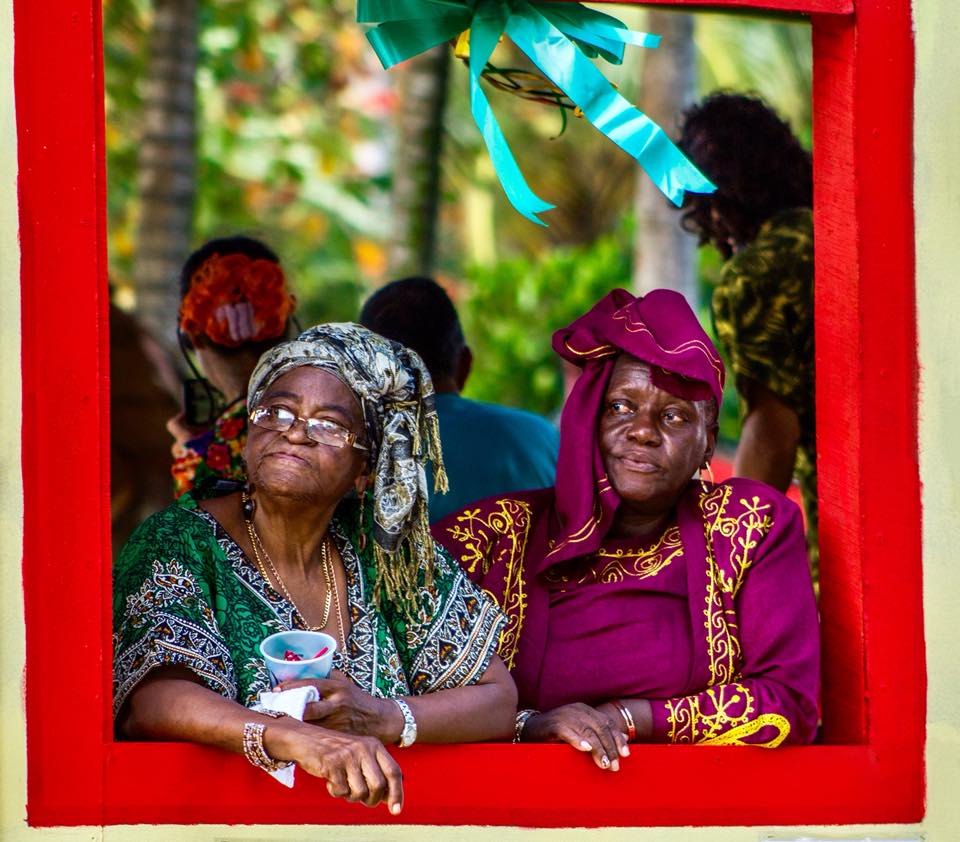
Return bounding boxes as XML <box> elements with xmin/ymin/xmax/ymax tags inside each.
<box><xmin>252</xmin><ymin>685</ymin><xmax>320</xmax><ymax>787</ymax></box>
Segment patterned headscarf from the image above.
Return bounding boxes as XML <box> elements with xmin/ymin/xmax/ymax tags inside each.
<box><xmin>248</xmin><ymin>323</ymin><xmax>448</xmax><ymax>609</ymax></box>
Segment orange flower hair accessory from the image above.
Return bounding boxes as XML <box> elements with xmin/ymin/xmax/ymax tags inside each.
<box><xmin>179</xmin><ymin>253</ymin><xmax>296</xmax><ymax>347</ymax></box>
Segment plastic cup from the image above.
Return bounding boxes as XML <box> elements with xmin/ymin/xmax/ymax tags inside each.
<box><xmin>259</xmin><ymin>630</ymin><xmax>337</xmax><ymax>687</ymax></box>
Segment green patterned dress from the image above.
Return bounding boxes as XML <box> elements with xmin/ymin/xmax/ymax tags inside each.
<box><xmin>712</xmin><ymin>207</ymin><xmax>817</xmax><ymax>571</ymax></box>
<box><xmin>113</xmin><ymin>493</ymin><xmax>506</xmax><ymax>717</ymax></box>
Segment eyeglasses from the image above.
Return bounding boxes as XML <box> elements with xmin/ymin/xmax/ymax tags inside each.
<box><xmin>249</xmin><ymin>405</ymin><xmax>369</xmax><ymax>451</ymax></box>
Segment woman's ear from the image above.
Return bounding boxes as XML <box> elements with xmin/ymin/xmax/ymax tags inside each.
<box><xmin>703</xmin><ymin>424</ymin><xmax>718</xmax><ymax>467</ymax></box>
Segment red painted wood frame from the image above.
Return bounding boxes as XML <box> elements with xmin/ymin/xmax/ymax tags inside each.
<box><xmin>15</xmin><ymin>0</ymin><xmax>922</xmax><ymax>828</ymax></box>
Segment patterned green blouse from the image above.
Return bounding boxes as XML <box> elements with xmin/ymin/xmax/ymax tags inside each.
<box><xmin>113</xmin><ymin>493</ymin><xmax>506</xmax><ymax>717</ymax></box>
<box><xmin>712</xmin><ymin>207</ymin><xmax>817</xmax><ymax>562</ymax></box>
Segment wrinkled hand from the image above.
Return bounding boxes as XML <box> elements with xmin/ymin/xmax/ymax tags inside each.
<box><xmin>521</xmin><ymin>703</ymin><xmax>629</xmax><ymax>772</ymax></box>
<box><xmin>277</xmin><ymin>672</ymin><xmax>402</xmax><ymax>744</ymax></box>
<box><xmin>267</xmin><ymin>722</ymin><xmax>403</xmax><ymax>813</ymax></box>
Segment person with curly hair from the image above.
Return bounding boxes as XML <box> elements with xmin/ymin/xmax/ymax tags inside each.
<box><xmin>170</xmin><ymin>236</ymin><xmax>297</xmax><ymax>498</ymax></box>
<box><xmin>677</xmin><ymin>92</ymin><xmax>817</xmax><ymax>570</ymax></box>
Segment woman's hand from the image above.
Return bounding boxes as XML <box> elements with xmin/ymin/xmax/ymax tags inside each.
<box><xmin>120</xmin><ymin>670</ymin><xmax>403</xmax><ymax>813</ymax></box>
<box><xmin>265</xmin><ymin>720</ymin><xmax>403</xmax><ymax>813</ymax></box>
<box><xmin>521</xmin><ymin>703</ymin><xmax>630</xmax><ymax>771</ymax></box>
<box><xmin>277</xmin><ymin>672</ymin><xmax>403</xmax><ymax>744</ymax></box>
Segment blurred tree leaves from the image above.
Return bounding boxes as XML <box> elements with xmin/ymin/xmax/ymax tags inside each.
<box><xmin>459</xmin><ymin>219</ymin><xmax>633</xmax><ymax>416</ymax></box>
<box><xmin>105</xmin><ymin>0</ymin><xmax>392</xmax><ymax>322</ymax></box>
<box><xmin>105</xmin><ymin>2</ymin><xmax>811</xmax><ymax>430</ymax></box>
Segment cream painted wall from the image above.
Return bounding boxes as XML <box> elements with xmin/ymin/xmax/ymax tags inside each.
<box><xmin>1</xmin><ymin>0</ymin><xmax>957</xmax><ymax>837</ymax></box>
<box><xmin>914</xmin><ymin>0</ymin><xmax>960</xmax><ymax>834</ymax></box>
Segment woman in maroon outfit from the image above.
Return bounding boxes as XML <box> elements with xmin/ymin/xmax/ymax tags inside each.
<box><xmin>433</xmin><ymin>288</ymin><xmax>819</xmax><ymax>770</ymax></box>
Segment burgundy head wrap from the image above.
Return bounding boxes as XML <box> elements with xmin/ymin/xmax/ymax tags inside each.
<box><xmin>543</xmin><ymin>288</ymin><xmax>725</xmax><ymax>569</ymax></box>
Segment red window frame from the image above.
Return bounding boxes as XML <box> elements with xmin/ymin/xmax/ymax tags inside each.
<box><xmin>16</xmin><ymin>0</ymin><xmax>923</xmax><ymax>828</ymax></box>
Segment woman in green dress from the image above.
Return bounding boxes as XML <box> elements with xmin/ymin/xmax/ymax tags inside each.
<box><xmin>114</xmin><ymin>323</ymin><xmax>516</xmax><ymax>814</ymax></box>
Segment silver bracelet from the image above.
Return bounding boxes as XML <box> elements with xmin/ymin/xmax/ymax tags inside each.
<box><xmin>514</xmin><ymin>709</ymin><xmax>539</xmax><ymax>743</ymax></box>
<box><xmin>393</xmin><ymin>698</ymin><xmax>418</xmax><ymax>747</ymax></box>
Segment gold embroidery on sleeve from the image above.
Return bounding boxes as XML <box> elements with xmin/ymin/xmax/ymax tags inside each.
<box><xmin>700</xmin><ymin>486</ymin><xmax>774</xmax><ymax>687</ymax></box>
<box><xmin>699</xmin><ymin>714</ymin><xmax>791</xmax><ymax>747</ymax></box>
<box><xmin>445</xmin><ymin>499</ymin><xmax>532</xmax><ymax>669</ymax></box>
<box><xmin>665</xmin><ymin>486</ymin><xmax>787</xmax><ymax>747</ymax></box>
<box><xmin>664</xmin><ymin>683</ymin><xmax>791</xmax><ymax>747</ymax></box>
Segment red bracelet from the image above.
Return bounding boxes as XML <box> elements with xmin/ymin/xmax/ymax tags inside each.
<box><xmin>611</xmin><ymin>699</ymin><xmax>637</xmax><ymax>741</ymax></box>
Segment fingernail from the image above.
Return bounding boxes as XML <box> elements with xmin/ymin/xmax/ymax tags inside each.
<box><xmin>390</xmin><ymin>803</ymin><xmax>401</xmax><ymax>815</ymax></box>
<box><xmin>611</xmin><ymin>759</ymin><xmax>620</xmax><ymax>772</ymax></box>
<box><xmin>579</xmin><ymin>740</ymin><xmax>592</xmax><ymax>751</ymax></box>
<box><xmin>600</xmin><ymin>755</ymin><xmax>610</xmax><ymax>769</ymax></box>
<box><xmin>620</xmin><ymin>744</ymin><xmax>631</xmax><ymax>757</ymax></box>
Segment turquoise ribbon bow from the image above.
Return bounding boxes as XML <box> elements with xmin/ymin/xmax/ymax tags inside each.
<box><xmin>358</xmin><ymin>0</ymin><xmax>715</xmax><ymax>225</ymax></box>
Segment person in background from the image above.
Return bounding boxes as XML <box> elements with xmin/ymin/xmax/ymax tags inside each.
<box><xmin>435</xmin><ymin>289</ymin><xmax>819</xmax><ymax>765</ymax></box>
<box><xmin>359</xmin><ymin>277</ymin><xmax>560</xmax><ymax>522</ymax></box>
<box><xmin>170</xmin><ymin>236</ymin><xmax>296</xmax><ymax>498</ymax></box>
<box><xmin>677</xmin><ymin>92</ymin><xmax>817</xmax><ymax>570</ymax></box>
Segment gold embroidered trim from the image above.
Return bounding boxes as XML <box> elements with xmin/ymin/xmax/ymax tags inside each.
<box><xmin>562</xmin><ymin>339</ymin><xmax>618</xmax><ymax>359</ymax></box>
<box><xmin>660</xmin><ymin>487</ymin><xmax>787</xmax><ymax>748</ymax></box>
<box><xmin>699</xmin><ymin>714</ymin><xmax>791</xmax><ymax>747</ymax></box>
<box><xmin>700</xmin><ymin>485</ymin><xmax>774</xmax><ymax>687</ymax></box>
<box><xmin>445</xmin><ymin>499</ymin><xmax>532</xmax><ymax>669</ymax></box>
<box><xmin>663</xmin><ymin>683</ymin><xmax>790</xmax><ymax>746</ymax></box>
<box><xmin>546</xmin><ymin>525</ymin><xmax>683</xmax><ymax>586</ymax></box>
<box><xmin>611</xmin><ymin>308</ymin><xmax>725</xmax><ymax>392</ymax></box>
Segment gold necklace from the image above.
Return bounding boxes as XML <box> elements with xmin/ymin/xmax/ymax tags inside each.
<box><xmin>328</xmin><ymin>539</ymin><xmax>347</xmax><ymax>649</ymax></box>
<box><xmin>244</xmin><ymin>514</ymin><xmax>333</xmax><ymax>633</ymax></box>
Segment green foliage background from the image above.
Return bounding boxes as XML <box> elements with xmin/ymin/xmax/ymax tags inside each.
<box><xmin>460</xmin><ymin>222</ymin><xmax>632</xmax><ymax>415</ymax></box>
<box><xmin>105</xmin><ymin>2</ymin><xmax>811</xmax><ymax>435</ymax></box>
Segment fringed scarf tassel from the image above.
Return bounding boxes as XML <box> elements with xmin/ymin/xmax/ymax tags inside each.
<box><xmin>371</xmin><ymin>499</ymin><xmax>436</xmax><ymax>617</ymax></box>
<box><xmin>425</xmin><ymin>411</ymin><xmax>449</xmax><ymax>494</ymax></box>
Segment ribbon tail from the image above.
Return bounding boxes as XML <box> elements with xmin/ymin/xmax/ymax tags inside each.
<box><xmin>533</xmin><ymin>2</ymin><xmax>660</xmax><ymax>64</ymax></box>
<box><xmin>507</xmin><ymin>5</ymin><xmax>714</xmax><ymax>206</ymax></box>
<box><xmin>469</xmin><ymin>0</ymin><xmax>555</xmax><ymax>225</ymax></box>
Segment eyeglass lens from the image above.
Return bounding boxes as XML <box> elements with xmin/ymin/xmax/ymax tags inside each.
<box><xmin>253</xmin><ymin>407</ymin><xmax>353</xmax><ymax>448</ymax></box>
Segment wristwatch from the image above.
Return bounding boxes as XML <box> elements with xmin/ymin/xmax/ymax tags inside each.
<box><xmin>393</xmin><ymin>698</ymin><xmax>417</xmax><ymax>747</ymax></box>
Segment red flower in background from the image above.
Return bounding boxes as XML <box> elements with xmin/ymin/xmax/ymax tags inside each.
<box><xmin>205</xmin><ymin>443</ymin><xmax>231</xmax><ymax>471</ymax></box>
<box><xmin>217</xmin><ymin>417</ymin><xmax>244</xmax><ymax>441</ymax></box>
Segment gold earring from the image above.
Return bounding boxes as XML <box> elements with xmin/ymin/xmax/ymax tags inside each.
<box><xmin>699</xmin><ymin>461</ymin><xmax>715</xmax><ymax>494</ymax></box>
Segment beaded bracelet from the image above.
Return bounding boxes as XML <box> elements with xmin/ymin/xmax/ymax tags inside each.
<box><xmin>514</xmin><ymin>709</ymin><xmax>539</xmax><ymax>743</ymax></box>
<box><xmin>242</xmin><ymin>721</ymin><xmax>292</xmax><ymax>773</ymax></box>
<box><xmin>611</xmin><ymin>700</ymin><xmax>637</xmax><ymax>742</ymax></box>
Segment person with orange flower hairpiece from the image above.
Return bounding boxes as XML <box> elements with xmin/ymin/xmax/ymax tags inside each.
<box><xmin>170</xmin><ymin>236</ymin><xmax>297</xmax><ymax>498</ymax></box>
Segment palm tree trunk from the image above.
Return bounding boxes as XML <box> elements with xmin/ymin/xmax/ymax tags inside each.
<box><xmin>133</xmin><ymin>0</ymin><xmax>198</xmax><ymax>349</ymax></box>
<box><xmin>389</xmin><ymin>45</ymin><xmax>451</xmax><ymax>277</ymax></box>
<box><xmin>632</xmin><ymin>10</ymin><xmax>698</xmax><ymax>305</ymax></box>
